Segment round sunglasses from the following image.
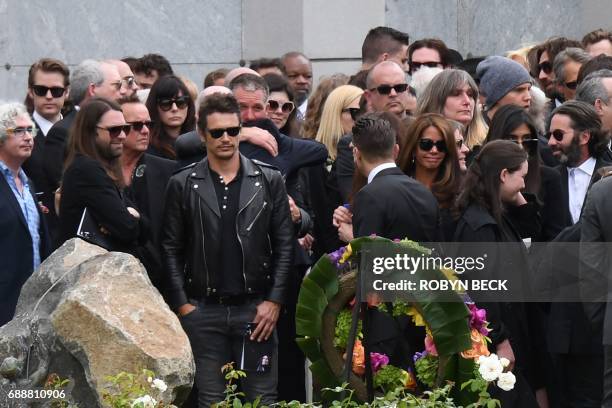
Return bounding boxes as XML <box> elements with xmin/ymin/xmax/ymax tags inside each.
<box><xmin>268</xmin><ymin>100</ymin><xmax>294</xmax><ymax>113</ymax></box>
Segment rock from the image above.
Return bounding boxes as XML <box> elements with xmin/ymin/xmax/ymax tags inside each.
<box><xmin>0</xmin><ymin>238</ymin><xmax>194</xmax><ymax>407</ymax></box>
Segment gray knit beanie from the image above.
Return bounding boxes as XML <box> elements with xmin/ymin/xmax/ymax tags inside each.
<box><xmin>476</xmin><ymin>56</ymin><xmax>532</xmax><ymax>109</ymax></box>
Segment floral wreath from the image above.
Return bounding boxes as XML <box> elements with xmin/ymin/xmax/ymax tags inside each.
<box><xmin>296</xmin><ymin>236</ymin><xmax>516</xmax><ymax>405</ymax></box>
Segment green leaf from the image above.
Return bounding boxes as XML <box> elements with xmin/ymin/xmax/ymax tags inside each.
<box><xmin>295</xmin><ymin>337</ymin><xmax>322</xmax><ymax>361</ymax></box>
<box><xmin>306</xmin><ymin>256</ymin><xmax>340</xmax><ymax>300</ymax></box>
<box><xmin>233</xmin><ymin>397</ymin><xmax>243</xmax><ymax>408</ymax></box>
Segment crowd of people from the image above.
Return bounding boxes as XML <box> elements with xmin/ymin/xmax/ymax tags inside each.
<box><xmin>3</xmin><ymin>25</ymin><xmax>612</xmax><ymax>407</ymax></box>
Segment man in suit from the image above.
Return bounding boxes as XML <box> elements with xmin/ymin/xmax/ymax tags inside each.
<box><xmin>548</xmin><ymin>100</ymin><xmax>611</xmax><ymax>226</ymax></box>
<box><xmin>43</xmin><ymin>59</ymin><xmax>122</xmax><ymax>245</ymax></box>
<box><xmin>120</xmin><ymin>96</ymin><xmax>176</xmax><ymax>289</ymax></box>
<box><xmin>0</xmin><ymin>102</ymin><xmax>50</xmax><ymax>326</ymax></box>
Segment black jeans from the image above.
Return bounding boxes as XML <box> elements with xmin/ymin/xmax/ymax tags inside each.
<box><xmin>179</xmin><ymin>299</ymin><xmax>278</xmax><ymax>407</ymax></box>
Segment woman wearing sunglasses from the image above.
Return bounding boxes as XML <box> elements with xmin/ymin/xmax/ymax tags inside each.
<box><xmin>263</xmin><ymin>74</ymin><xmax>300</xmax><ymax>137</ymax></box>
<box><xmin>485</xmin><ymin>105</ymin><xmax>565</xmax><ymax>242</ymax></box>
<box><xmin>145</xmin><ymin>75</ymin><xmax>196</xmax><ymax>159</ymax></box>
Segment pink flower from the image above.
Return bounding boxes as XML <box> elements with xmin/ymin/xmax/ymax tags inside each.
<box><xmin>370</xmin><ymin>352</ymin><xmax>389</xmax><ymax>373</ymax></box>
<box><xmin>424</xmin><ymin>335</ymin><xmax>438</xmax><ymax>356</ymax></box>
<box><xmin>468</xmin><ymin>303</ymin><xmax>489</xmax><ymax>336</ymax></box>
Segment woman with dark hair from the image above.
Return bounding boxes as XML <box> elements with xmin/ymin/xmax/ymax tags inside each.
<box><xmin>453</xmin><ymin>140</ymin><xmax>546</xmax><ymax>408</ymax></box>
<box><xmin>145</xmin><ymin>75</ymin><xmax>195</xmax><ymax>159</ymax></box>
<box><xmin>263</xmin><ymin>73</ymin><xmax>300</xmax><ymax>137</ymax></box>
<box><xmin>485</xmin><ymin>105</ymin><xmax>565</xmax><ymax>242</ymax></box>
<box><xmin>59</xmin><ymin>97</ymin><xmax>147</xmax><ymax>251</ymax></box>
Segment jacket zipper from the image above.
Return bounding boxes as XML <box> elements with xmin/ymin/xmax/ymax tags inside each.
<box><xmin>198</xmin><ymin>199</ymin><xmax>211</xmax><ymax>296</ymax></box>
<box><xmin>246</xmin><ymin>201</ymin><xmax>267</xmax><ymax>231</ymax></box>
<box><xmin>236</xmin><ymin>184</ymin><xmax>263</xmax><ymax>293</ymax></box>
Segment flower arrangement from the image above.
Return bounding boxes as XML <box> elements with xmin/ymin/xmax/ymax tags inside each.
<box><xmin>102</xmin><ymin>368</ymin><xmax>175</xmax><ymax>408</ymax></box>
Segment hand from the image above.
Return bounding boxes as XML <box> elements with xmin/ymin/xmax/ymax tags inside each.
<box><xmin>240</xmin><ymin>127</ymin><xmax>279</xmax><ymax>157</ymax></box>
<box><xmin>288</xmin><ymin>196</ymin><xmax>301</xmax><ymax>223</ymax></box>
<box><xmin>495</xmin><ymin>339</ymin><xmax>515</xmax><ymax>372</ymax></box>
<box><xmin>177</xmin><ymin>303</ymin><xmax>196</xmax><ymax>317</ymax></box>
<box><xmin>338</xmin><ymin>222</ymin><xmax>354</xmax><ymax>243</ymax></box>
<box><xmin>299</xmin><ymin>233</ymin><xmax>314</xmax><ymax>250</ymax></box>
<box><xmin>333</xmin><ymin>205</ymin><xmax>352</xmax><ymax>227</ymax></box>
<box><xmin>250</xmin><ymin>300</ymin><xmax>281</xmax><ymax>342</ymax></box>
<box><xmin>127</xmin><ymin>206</ymin><xmax>140</xmax><ymax>219</ymax></box>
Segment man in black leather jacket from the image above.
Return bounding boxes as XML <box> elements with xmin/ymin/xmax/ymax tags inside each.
<box><xmin>161</xmin><ymin>93</ymin><xmax>293</xmax><ymax>406</ymax></box>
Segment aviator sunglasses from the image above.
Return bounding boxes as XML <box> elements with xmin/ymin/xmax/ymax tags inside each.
<box><xmin>207</xmin><ymin>126</ymin><xmax>241</xmax><ymax>139</ymax></box>
<box><xmin>419</xmin><ymin>138</ymin><xmax>447</xmax><ymax>152</ymax></box>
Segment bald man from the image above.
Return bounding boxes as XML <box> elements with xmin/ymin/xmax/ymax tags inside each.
<box><xmin>108</xmin><ymin>59</ymin><xmax>139</xmax><ymax>98</ymax></box>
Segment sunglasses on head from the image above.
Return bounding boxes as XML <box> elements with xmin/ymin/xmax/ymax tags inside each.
<box><xmin>268</xmin><ymin>99</ymin><xmax>294</xmax><ymax>113</ymax></box>
<box><xmin>128</xmin><ymin>121</ymin><xmax>153</xmax><ymax>132</ymax></box>
<box><xmin>31</xmin><ymin>85</ymin><xmax>66</xmax><ymax>98</ymax></box>
<box><xmin>370</xmin><ymin>83</ymin><xmax>408</xmax><ymax>95</ymax></box>
<box><xmin>547</xmin><ymin>129</ymin><xmax>567</xmax><ymax>142</ymax></box>
<box><xmin>538</xmin><ymin>61</ymin><xmax>553</xmax><ymax>75</ymax></box>
<box><xmin>158</xmin><ymin>96</ymin><xmax>189</xmax><ymax>111</ymax></box>
<box><xmin>343</xmin><ymin>107</ymin><xmax>361</xmax><ymax>121</ymax></box>
<box><xmin>419</xmin><ymin>138</ymin><xmax>447</xmax><ymax>152</ymax></box>
<box><xmin>97</xmin><ymin>125</ymin><xmax>130</xmax><ymax>138</ymax></box>
<box><xmin>207</xmin><ymin>126</ymin><xmax>241</xmax><ymax>139</ymax></box>
<box><xmin>409</xmin><ymin>61</ymin><xmax>442</xmax><ymax>74</ymax></box>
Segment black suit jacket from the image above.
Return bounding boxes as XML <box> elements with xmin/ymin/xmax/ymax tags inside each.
<box><xmin>22</xmin><ymin>119</ymin><xmax>48</xmax><ymax>194</ymax></box>
<box><xmin>352</xmin><ymin>166</ymin><xmax>440</xmax><ymax>242</ymax></box>
<box><xmin>0</xmin><ymin>173</ymin><xmax>50</xmax><ymax>325</ymax></box>
<box><xmin>43</xmin><ymin>110</ymin><xmax>77</xmax><ymax>193</ymax></box>
<box><xmin>335</xmin><ymin>134</ymin><xmax>354</xmax><ymax>203</ymax></box>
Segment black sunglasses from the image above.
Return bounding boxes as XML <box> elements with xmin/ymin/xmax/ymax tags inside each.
<box><xmin>268</xmin><ymin>99</ymin><xmax>294</xmax><ymax>113</ymax></box>
<box><xmin>343</xmin><ymin>107</ymin><xmax>361</xmax><ymax>121</ymax></box>
<box><xmin>547</xmin><ymin>129</ymin><xmax>567</xmax><ymax>142</ymax></box>
<box><xmin>538</xmin><ymin>61</ymin><xmax>553</xmax><ymax>75</ymax></box>
<box><xmin>370</xmin><ymin>83</ymin><xmax>409</xmax><ymax>95</ymax></box>
<box><xmin>564</xmin><ymin>81</ymin><xmax>578</xmax><ymax>90</ymax></box>
<box><xmin>207</xmin><ymin>126</ymin><xmax>241</xmax><ymax>139</ymax></box>
<box><xmin>31</xmin><ymin>85</ymin><xmax>66</xmax><ymax>98</ymax></box>
<box><xmin>128</xmin><ymin>121</ymin><xmax>153</xmax><ymax>132</ymax></box>
<box><xmin>158</xmin><ymin>96</ymin><xmax>189</xmax><ymax>111</ymax></box>
<box><xmin>409</xmin><ymin>61</ymin><xmax>442</xmax><ymax>74</ymax></box>
<box><xmin>419</xmin><ymin>138</ymin><xmax>447</xmax><ymax>152</ymax></box>
<box><xmin>508</xmin><ymin>138</ymin><xmax>539</xmax><ymax>155</ymax></box>
<box><xmin>97</xmin><ymin>125</ymin><xmax>130</xmax><ymax>138</ymax></box>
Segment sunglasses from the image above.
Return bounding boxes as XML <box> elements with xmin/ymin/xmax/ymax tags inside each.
<box><xmin>343</xmin><ymin>107</ymin><xmax>361</xmax><ymax>121</ymax></box>
<box><xmin>128</xmin><ymin>121</ymin><xmax>153</xmax><ymax>132</ymax></box>
<box><xmin>370</xmin><ymin>83</ymin><xmax>409</xmax><ymax>95</ymax></box>
<box><xmin>547</xmin><ymin>129</ymin><xmax>568</xmax><ymax>142</ymax></box>
<box><xmin>419</xmin><ymin>138</ymin><xmax>447</xmax><ymax>152</ymax></box>
<box><xmin>564</xmin><ymin>81</ymin><xmax>578</xmax><ymax>90</ymax></box>
<box><xmin>455</xmin><ymin>139</ymin><xmax>464</xmax><ymax>149</ymax></box>
<box><xmin>538</xmin><ymin>61</ymin><xmax>553</xmax><ymax>75</ymax></box>
<box><xmin>31</xmin><ymin>85</ymin><xmax>65</xmax><ymax>98</ymax></box>
<box><xmin>6</xmin><ymin>126</ymin><xmax>37</xmax><ymax>138</ymax></box>
<box><xmin>409</xmin><ymin>61</ymin><xmax>442</xmax><ymax>74</ymax></box>
<box><xmin>207</xmin><ymin>126</ymin><xmax>241</xmax><ymax>139</ymax></box>
<box><xmin>158</xmin><ymin>96</ymin><xmax>189</xmax><ymax>111</ymax></box>
<box><xmin>97</xmin><ymin>125</ymin><xmax>130</xmax><ymax>138</ymax></box>
<box><xmin>268</xmin><ymin>99</ymin><xmax>294</xmax><ymax>113</ymax></box>
<box><xmin>508</xmin><ymin>138</ymin><xmax>539</xmax><ymax>155</ymax></box>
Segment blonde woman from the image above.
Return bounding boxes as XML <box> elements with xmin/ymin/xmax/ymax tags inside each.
<box><xmin>315</xmin><ymin>85</ymin><xmax>364</xmax><ymax>162</ymax></box>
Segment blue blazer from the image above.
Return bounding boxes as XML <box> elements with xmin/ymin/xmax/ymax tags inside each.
<box><xmin>0</xmin><ymin>174</ymin><xmax>50</xmax><ymax>326</ymax></box>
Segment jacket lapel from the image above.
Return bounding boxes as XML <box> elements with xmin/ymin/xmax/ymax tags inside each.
<box><xmin>191</xmin><ymin>159</ymin><xmax>221</xmax><ymax>218</ymax></box>
<box><xmin>0</xmin><ymin>173</ymin><xmax>28</xmax><ymax>229</ymax></box>
<box><xmin>238</xmin><ymin>155</ymin><xmax>264</xmax><ymax>213</ymax></box>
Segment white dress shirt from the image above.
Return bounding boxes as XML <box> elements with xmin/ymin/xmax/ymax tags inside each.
<box><xmin>367</xmin><ymin>162</ymin><xmax>397</xmax><ymax>184</ymax></box>
<box><xmin>33</xmin><ymin>111</ymin><xmax>61</xmax><ymax>136</ymax></box>
<box><xmin>568</xmin><ymin>156</ymin><xmax>596</xmax><ymax>224</ymax></box>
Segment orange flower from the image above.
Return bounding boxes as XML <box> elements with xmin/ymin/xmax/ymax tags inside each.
<box><xmin>403</xmin><ymin>369</ymin><xmax>417</xmax><ymax>390</ymax></box>
<box><xmin>461</xmin><ymin>329</ymin><xmax>490</xmax><ymax>359</ymax></box>
<box><xmin>342</xmin><ymin>340</ymin><xmax>365</xmax><ymax>376</ymax></box>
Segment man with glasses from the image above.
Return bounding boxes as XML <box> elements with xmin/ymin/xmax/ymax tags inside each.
<box><xmin>576</xmin><ymin>69</ymin><xmax>612</xmax><ymax>133</ymax></box>
<box><xmin>553</xmin><ymin>48</ymin><xmax>591</xmax><ymax>102</ymax></box>
<box><xmin>535</xmin><ymin>37</ymin><xmax>582</xmax><ymax>103</ymax></box>
<box><xmin>0</xmin><ymin>102</ymin><xmax>50</xmax><ymax>326</ymax></box>
<box><xmin>365</xmin><ymin>61</ymin><xmax>410</xmax><ymax>118</ymax></box>
<box><xmin>408</xmin><ymin>38</ymin><xmax>449</xmax><ymax>75</ymax></box>
<box><xmin>109</xmin><ymin>59</ymin><xmax>139</xmax><ymax>98</ymax></box>
<box><xmin>161</xmin><ymin>93</ymin><xmax>293</xmax><ymax>406</ymax></box>
<box><xmin>120</xmin><ymin>96</ymin><xmax>175</xmax><ymax>290</ymax></box>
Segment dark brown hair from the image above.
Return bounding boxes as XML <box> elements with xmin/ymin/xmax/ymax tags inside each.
<box><xmin>197</xmin><ymin>93</ymin><xmax>241</xmax><ymax>131</ymax></box>
<box><xmin>361</xmin><ymin>26</ymin><xmax>409</xmax><ymax>65</ymax></box>
<box><xmin>582</xmin><ymin>29</ymin><xmax>612</xmax><ymax>48</ymax></box>
<box><xmin>408</xmin><ymin>38</ymin><xmax>450</xmax><ymax>67</ymax></box>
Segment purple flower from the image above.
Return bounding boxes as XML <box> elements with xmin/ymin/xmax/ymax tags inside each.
<box><xmin>328</xmin><ymin>246</ymin><xmax>346</xmax><ymax>268</ymax></box>
<box><xmin>413</xmin><ymin>350</ymin><xmax>428</xmax><ymax>363</ymax></box>
<box><xmin>370</xmin><ymin>352</ymin><xmax>389</xmax><ymax>373</ymax></box>
<box><xmin>468</xmin><ymin>303</ymin><xmax>489</xmax><ymax>336</ymax></box>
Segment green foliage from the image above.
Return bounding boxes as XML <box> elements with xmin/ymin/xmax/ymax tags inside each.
<box><xmin>371</xmin><ymin>365</ymin><xmax>407</xmax><ymax>393</ymax></box>
<box><xmin>415</xmin><ymin>355</ymin><xmax>439</xmax><ymax>388</ymax></box>
<box><xmin>44</xmin><ymin>373</ymin><xmax>75</xmax><ymax>408</ymax></box>
<box><xmin>101</xmin><ymin>368</ymin><xmax>173</xmax><ymax>408</ymax></box>
<box><xmin>334</xmin><ymin>309</ymin><xmax>362</xmax><ymax>349</ymax></box>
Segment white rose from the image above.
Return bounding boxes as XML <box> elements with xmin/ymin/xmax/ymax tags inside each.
<box><xmin>151</xmin><ymin>378</ymin><xmax>168</xmax><ymax>393</ymax></box>
<box><xmin>499</xmin><ymin>357</ymin><xmax>510</xmax><ymax>368</ymax></box>
<box><xmin>147</xmin><ymin>376</ymin><xmax>153</xmax><ymax>383</ymax></box>
<box><xmin>478</xmin><ymin>356</ymin><xmax>504</xmax><ymax>382</ymax></box>
<box><xmin>131</xmin><ymin>395</ymin><xmax>157</xmax><ymax>408</ymax></box>
<box><xmin>497</xmin><ymin>371</ymin><xmax>516</xmax><ymax>391</ymax></box>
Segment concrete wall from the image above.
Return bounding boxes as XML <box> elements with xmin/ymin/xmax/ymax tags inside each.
<box><xmin>1</xmin><ymin>0</ymin><xmax>611</xmax><ymax>101</ymax></box>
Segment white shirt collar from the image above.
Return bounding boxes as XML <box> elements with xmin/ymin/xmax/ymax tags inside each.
<box><xmin>570</xmin><ymin>156</ymin><xmax>596</xmax><ymax>177</ymax></box>
<box><xmin>367</xmin><ymin>162</ymin><xmax>397</xmax><ymax>184</ymax></box>
<box><xmin>298</xmin><ymin>100</ymin><xmax>308</xmax><ymax>116</ymax></box>
<box><xmin>33</xmin><ymin>110</ymin><xmax>61</xmax><ymax>136</ymax></box>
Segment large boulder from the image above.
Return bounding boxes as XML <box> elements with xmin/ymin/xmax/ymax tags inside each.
<box><xmin>0</xmin><ymin>238</ymin><xmax>194</xmax><ymax>407</ymax></box>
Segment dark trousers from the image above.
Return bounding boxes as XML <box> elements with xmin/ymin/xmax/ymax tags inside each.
<box><xmin>179</xmin><ymin>299</ymin><xmax>278</xmax><ymax>408</ymax></box>
<box><xmin>603</xmin><ymin>346</ymin><xmax>612</xmax><ymax>407</ymax></box>
<box><xmin>551</xmin><ymin>353</ymin><xmax>602</xmax><ymax>408</ymax></box>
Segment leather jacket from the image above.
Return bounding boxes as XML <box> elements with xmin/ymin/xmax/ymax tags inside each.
<box><xmin>161</xmin><ymin>154</ymin><xmax>294</xmax><ymax>309</ymax></box>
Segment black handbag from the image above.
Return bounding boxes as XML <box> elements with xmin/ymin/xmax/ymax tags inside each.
<box><xmin>76</xmin><ymin>207</ymin><xmax>113</xmax><ymax>250</ymax></box>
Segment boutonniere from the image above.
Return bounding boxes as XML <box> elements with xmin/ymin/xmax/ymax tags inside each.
<box><xmin>135</xmin><ymin>164</ymin><xmax>146</xmax><ymax>178</ymax></box>
<box><xmin>38</xmin><ymin>201</ymin><xmax>49</xmax><ymax>214</ymax></box>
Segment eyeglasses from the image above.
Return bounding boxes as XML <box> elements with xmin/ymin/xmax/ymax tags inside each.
<box><xmin>419</xmin><ymin>138</ymin><xmax>447</xmax><ymax>152</ymax></box>
<box><xmin>122</xmin><ymin>76</ymin><xmax>137</xmax><ymax>89</ymax></box>
<box><xmin>342</xmin><ymin>107</ymin><xmax>361</xmax><ymax>121</ymax></box>
<box><xmin>97</xmin><ymin>125</ymin><xmax>130</xmax><ymax>138</ymax></box>
<box><xmin>268</xmin><ymin>100</ymin><xmax>295</xmax><ymax>113</ymax></box>
<box><xmin>6</xmin><ymin>126</ymin><xmax>37</xmax><ymax>138</ymax></box>
<box><xmin>564</xmin><ymin>81</ymin><xmax>578</xmax><ymax>90</ymax></box>
<box><xmin>508</xmin><ymin>138</ymin><xmax>539</xmax><ymax>155</ymax></box>
<box><xmin>369</xmin><ymin>83</ymin><xmax>409</xmax><ymax>95</ymax></box>
<box><xmin>409</xmin><ymin>61</ymin><xmax>442</xmax><ymax>74</ymax></box>
<box><xmin>31</xmin><ymin>85</ymin><xmax>66</xmax><ymax>98</ymax></box>
<box><xmin>207</xmin><ymin>126</ymin><xmax>241</xmax><ymax>139</ymax></box>
<box><xmin>538</xmin><ymin>61</ymin><xmax>553</xmax><ymax>75</ymax></box>
<box><xmin>547</xmin><ymin>129</ymin><xmax>567</xmax><ymax>142</ymax></box>
<box><xmin>110</xmin><ymin>81</ymin><xmax>123</xmax><ymax>91</ymax></box>
<box><xmin>128</xmin><ymin>121</ymin><xmax>153</xmax><ymax>132</ymax></box>
<box><xmin>158</xmin><ymin>96</ymin><xmax>189</xmax><ymax>111</ymax></box>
